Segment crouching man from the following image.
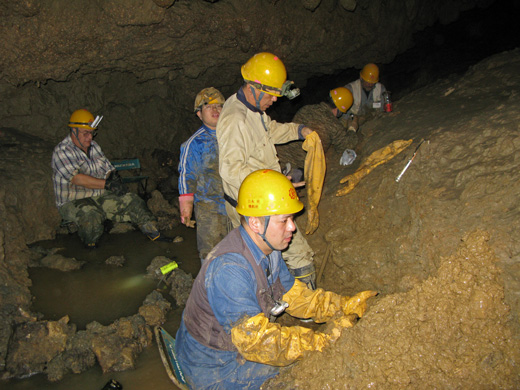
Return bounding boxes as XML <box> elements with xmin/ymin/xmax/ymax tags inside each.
<box><xmin>175</xmin><ymin>169</ymin><xmax>377</xmax><ymax>389</ymax></box>
<box><xmin>52</xmin><ymin>108</ymin><xmax>165</xmax><ymax>248</ymax></box>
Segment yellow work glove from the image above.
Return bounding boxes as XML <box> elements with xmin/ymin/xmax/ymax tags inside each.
<box><xmin>340</xmin><ymin>290</ymin><xmax>378</xmax><ymax>318</ymax></box>
<box><xmin>336</xmin><ymin>139</ymin><xmax>412</xmax><ymax>197</ymax></box>
<box><xmin>231</xmin><ymin>312</ymin><xmax>343</xmax><ymax>367</ymax></box>
<box><xmin>302</xmin><ymin>131</ymin><xmax>326</xmax><ymax>235</ymax></box>
<box><xmin>282</xmin><ymin>279</ymin><xmax>377</xmax><ymax>322</ymax></box>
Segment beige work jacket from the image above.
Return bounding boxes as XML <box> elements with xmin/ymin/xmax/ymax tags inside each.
<box><xmin>217</xmin><ymin>92</ymin><xmax>301</xmax><ymax>200</ymax></box>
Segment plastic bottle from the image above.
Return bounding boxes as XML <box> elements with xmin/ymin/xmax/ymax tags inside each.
<box><xmin>383</xmin><ymin>91</ymin><xmax>393</xmax><ymax>112</ymax></box>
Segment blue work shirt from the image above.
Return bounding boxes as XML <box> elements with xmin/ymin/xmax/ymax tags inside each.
<box><xmin>178</xmin><ymin>124</ymin><xmax>226</xmax><ymax>216</ymax></box>
<box><xmin>175</xmin><ymin>226</ymin><xmax>295</xmax><ymax>389</ymax></box>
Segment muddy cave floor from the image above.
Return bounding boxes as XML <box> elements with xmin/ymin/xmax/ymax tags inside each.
<box><xmin>13</xmin><ymin>49</ymin><xmax>520</xmax><ymax>389</ymax></box>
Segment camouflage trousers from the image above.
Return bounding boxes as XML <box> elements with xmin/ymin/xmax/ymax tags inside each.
<box><xmin>194</xmin><ymin>201</ymin><xmax>231</xmax><ymax>262</ymax></box>
<box><xmin>59</xmin><ymin>192</ymin><xmax>156</xmax><ymax>245</ymax></box>
<box><xmin>225</xmin><ymin>202</ymin><xmax>314</xmax><ymax>270</ymax></box>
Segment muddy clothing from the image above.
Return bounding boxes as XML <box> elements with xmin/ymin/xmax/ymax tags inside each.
<box><xmin>277</xmin><ymin>102</ymin><xmax>358</xmax><ymax>170</ymax></box>
<box><xmin>176</xmin><ymin>227</ymin><xmax>295</xmax><ymax>389</ymax></box>
<box><xmin>344</xmin><ymin>79</ymin><xmax>386</xmax><ymax>116</ymax></box>
<box><xmin>58</xmin><ymin>192</ymin><xmax>156</xmax><ymax>245</ymax></box>
<box><xmin>52</xmin><ymin>134</ymin><xmax>157</xmax><ymax>245</ymax></box>
<box><xmin>193</xmin><ymin>201</ymin><xmax>230</xmax><ymax>261</ymax></box>
<box><xmin>217</xmin><ymin>88</ymin><xmax>301</xmax><ymax>199</ymax></box>
<box><xmin>178</xmin><ymin>124</ymin><xmax>228</xmax><ymax>259</ymax></box>
<box><xmin>217</xmin><ymin>87</ymin><xmax>315</xmax><ymax>270</ymax></box>
<box><xmin>52</xmin><ymin>134</ymin><xmax>114</xmax><ymax>208</ymax></box>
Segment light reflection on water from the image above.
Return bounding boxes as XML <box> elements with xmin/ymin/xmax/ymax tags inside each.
<box><xmin>8</xmin><ymin>226</ymin><xmax>199</xmax><ymax>390</ymax></box>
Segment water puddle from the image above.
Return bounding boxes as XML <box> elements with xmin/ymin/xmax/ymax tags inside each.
<box><xmin>9</xmin><ymin>226</ymin><xmax>200</xmax><ymax>390</ymax></box>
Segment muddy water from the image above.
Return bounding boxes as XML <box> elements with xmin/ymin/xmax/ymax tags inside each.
<box><xmin>8</xmin><ymin>226</ymin><xmax>199</xmax><ymax>390</ymax></box>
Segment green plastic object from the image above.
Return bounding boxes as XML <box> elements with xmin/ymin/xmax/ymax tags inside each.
<box><xmin>160</xmin><ymin>261</ymin><xmax>178</xmax><ymax>275</ymax></box>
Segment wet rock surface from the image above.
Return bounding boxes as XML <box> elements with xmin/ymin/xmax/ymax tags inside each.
<box><xmin>146</xmin><ymin>190</ymin><xmax>180</xmax><ymax>231</ymax></box>
<box><xmin>146</xmin><ymin>256</ymin><xmax>194</xmax><ymax>306</ymax></box>
<box><xmin>3</xmin><ymin>291</ymin><xmax>171</xmax><ymax>381</ymax></box>
<box><xmin>89</xmin><ymin>315</ymin><xmax>152</xmax><ymax>374</ymax></box>
<box><xmin>32</xmin><ymin>254</ymin><xmax>85</xmax><ymax>271</ymax></box>
<box><xmin>167</xmin><ymin>269</ymin><xmax>194</xmax><ymax>307</ymax></box>
<box><xmin>138</xmin><ymin>291</ymin><xmax>172</xmax><ymax>327</ymax></box>
<box><xmin>105</xmin><ymin>255</ymin><xmax>126</xmax><ymax>267</ymax></box>
<box><xmin>4</xmin><ymin>316</ymin><xmax>76</xmax><ymax>381</ymax></box>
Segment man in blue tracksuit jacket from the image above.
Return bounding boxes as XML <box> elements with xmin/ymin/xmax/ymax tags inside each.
<box><xmin>178</xmin><ymin>88</ymin><xmax>229</xmax><ymax>262</ymax></box>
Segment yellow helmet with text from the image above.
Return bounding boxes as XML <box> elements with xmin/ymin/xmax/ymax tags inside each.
<box><xmin>236</xmin><ymin>169</ymin><xmax>303</xmax><ymax>217</ymax></box>
<box><xmin>241</xmin><ymin>52</ymin><xmax>287</xmax><ymax>97</ymax></box>
<box><xmin>68</xmin><ymin>109</ymin><xmax>96</xmax><ymax>130</ymax></box>
<box><xmin>360</xmin><ymin>63</ymin><xmax>379</xmax><ymax>84</ymax></box>
<box><xmin>329</xmin><ymin>87</ymin><xmax>353</xmax><ymax>113</ymax></box>
<box><xmin>194</xmin><ymin>87</ymin><xmax>225</xmax><ymax>112</ymax></box>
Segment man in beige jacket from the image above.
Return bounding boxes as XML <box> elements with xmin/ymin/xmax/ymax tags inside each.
<box><xmin>217</xmin><ymin>52</ymin><xmax>317</xmax><ymax>288</ymax></box>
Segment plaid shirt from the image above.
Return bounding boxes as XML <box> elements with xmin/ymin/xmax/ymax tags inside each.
<box><xmin>51</xmin><ymin>134</ymin><xmax>114</xmax><ymax>207</ymax></box>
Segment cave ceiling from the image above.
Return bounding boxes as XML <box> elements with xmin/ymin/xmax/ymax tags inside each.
<box><xmin>0</xmin><ymin>0</ymin><xmax>488</xmax><ymax>91</ymax></box>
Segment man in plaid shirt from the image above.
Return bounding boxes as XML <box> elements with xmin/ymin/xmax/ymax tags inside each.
<box><xmin>52</xmin><ymin>109</ymin><xmax>163</xmax><ymax>248</ymax></box>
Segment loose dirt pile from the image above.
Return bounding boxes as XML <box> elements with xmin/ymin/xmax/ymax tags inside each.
<box><xmin>265</xmin><ymin>230</ymin><xmax>520</xmax><ymax>389</ymax></box>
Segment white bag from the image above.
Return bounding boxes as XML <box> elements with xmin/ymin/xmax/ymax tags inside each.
<box><xmin>340</xmin><ymin>149</ymin><xmax>357</xmax><ymax>166</ymax></box>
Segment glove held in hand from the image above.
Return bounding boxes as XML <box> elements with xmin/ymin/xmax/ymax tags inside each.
<box><xmin>105</xmin><ymin>170</ymin><xmax>128</xmax><ymax>197</ymax></box>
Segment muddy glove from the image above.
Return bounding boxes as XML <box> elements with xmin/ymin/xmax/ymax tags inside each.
<box><xmin>178</xmin><ymin>194</ymin><xmax>195</xmax><ymax>228</ymax></box>
<box><xmin>340</xmin><ymin>290</ymin><xmax>378</xmax><ymax>318</ymax></box>
<box><xmin>302</xmin><ymin>131</ymin><xmax>325</xmax><ymax>235</ymax></box>
<box><xmin>104</xmin><ymin>170</ymin><xmax>128</xmax><ymax>197</ymax></box>
<box><xmin>282</xmin><ymin>279</ymin><xmax>377</xmax><ymax>322</ymax></box>
<box><xmin>231</xmin><ymin>312</ymin><xmax>344</xmax><ymax>367</ymax></box>
<box><xmin>337</xmin><ymin>139</ymin><xmax>412</xmax><ymax>197</ymax></box>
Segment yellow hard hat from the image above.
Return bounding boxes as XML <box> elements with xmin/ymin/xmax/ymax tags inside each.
<box><xmin>236</xmin><ymin>169</ymin><xmax>303</xmax><ymax>217</ymax></box>
<box><xmin>241</xmin><ymin>52</ymin><xmax>287</xmax><ymax>97</ymax></box>
<box><xmin>68</xmin><ymin>109</ymin><xmax>96</xmax><ymax>130</ymax></box>
<box><xmin>330</xmin><ymin>87</ymin><xmax>353</xmax><ymax>113</ymax></box>
<box><xmin>194</xmin><ymin>87</ymin><xmax>225</xmax><ymax>112</ymax></box>
<box><xmin>360</xmin><ymin>63</ymin><xmax>379</xmax><ymax>83</ymax></box>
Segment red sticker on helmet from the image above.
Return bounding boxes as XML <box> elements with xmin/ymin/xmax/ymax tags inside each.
<box><xmin>289</xmin><ymin>188</ymin><xmax>297</xmax><ymax>199</ymax></box>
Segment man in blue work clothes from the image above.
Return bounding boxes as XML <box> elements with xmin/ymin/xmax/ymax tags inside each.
<box><xmin>175</xmin><ymin>169</ymin><xmax>376</xmax><ymax>389</ymax></box>
<box><xmin>178</xmin><ymin>87</ymin><xmax>229</xmax><ymax>262</ymax></box>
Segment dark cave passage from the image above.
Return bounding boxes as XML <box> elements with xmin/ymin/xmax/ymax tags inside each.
<box><xmin>272</xmin><ymin>0</ymin><xmax>520</xmax><ymax>122</ymax></box>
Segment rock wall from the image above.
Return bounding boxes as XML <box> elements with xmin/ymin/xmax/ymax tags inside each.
<box><xmin>1</xmin><ymin>0</ymin><xmax>485</xmax><ymax>86</ymax></box>
<box><xmin>0</xmin><ymin>0</ymin><xmax>486</xmax><ymax>159</ymax></box>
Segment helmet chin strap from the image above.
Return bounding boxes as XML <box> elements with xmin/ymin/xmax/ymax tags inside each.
<box><xmin>250</xmin><ymin>85</ymin><xmax>269</xmax><ymax>132</ymax></box>
<box><xmin>246</xmin><ymin>215</ymin><xmax>276</xmax><ymax>252</ymax></box>
<box><xmin>249</xmin><ymin>85</ymin><xmax>264</xmax><ymax>111</ymax></box>
<box><xmin>71</xmin><ymin>128</ymin><xmax>88</xmax><ymax>151</ymax></box>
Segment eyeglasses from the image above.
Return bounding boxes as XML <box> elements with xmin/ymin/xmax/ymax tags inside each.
<box><xmin>78</xmin><ymin>129</ymin><xmax>97</xmax><ymax>138</ymax></box>
<box><xmin>202</xmin><ymin>104</ymin><xmax>223</xmax><ymax>111</ymax></box>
